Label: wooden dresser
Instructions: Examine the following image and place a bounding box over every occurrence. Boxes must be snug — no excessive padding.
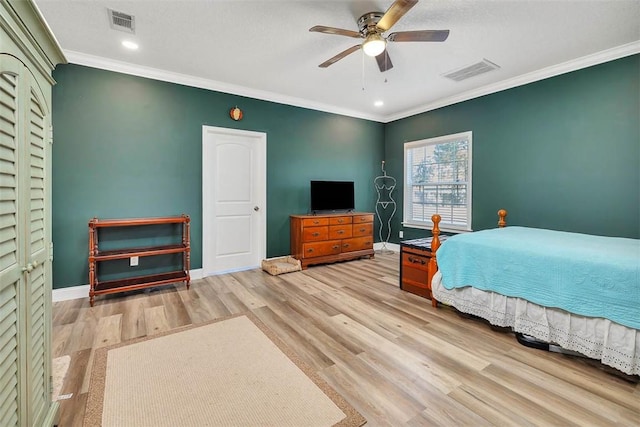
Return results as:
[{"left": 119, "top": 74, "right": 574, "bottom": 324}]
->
[{"left": 290, "top": 213, "right": 375, "bottom": 269}]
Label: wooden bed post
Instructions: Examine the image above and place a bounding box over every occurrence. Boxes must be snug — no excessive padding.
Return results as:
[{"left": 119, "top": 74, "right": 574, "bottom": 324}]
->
[
  {"left": 427, "top": 214, "right": 441, "bottom": 308},
  {"left": 498, "top": 209, "right": 508, "bottom": 227}
]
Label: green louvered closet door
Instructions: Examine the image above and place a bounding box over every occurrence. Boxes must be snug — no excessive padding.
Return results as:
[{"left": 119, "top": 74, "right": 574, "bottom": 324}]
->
[
  {"left": 0, "top": 53, "right": 56, "bottom": 426},
  {"left": 1, "top": 1, "right": 64, "bottom": 424}
]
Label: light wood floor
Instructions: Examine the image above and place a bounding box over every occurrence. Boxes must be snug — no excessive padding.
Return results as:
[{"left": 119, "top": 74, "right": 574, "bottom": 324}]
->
[{"left": 52, "top": 253, "right": 639, "bottom": 426}]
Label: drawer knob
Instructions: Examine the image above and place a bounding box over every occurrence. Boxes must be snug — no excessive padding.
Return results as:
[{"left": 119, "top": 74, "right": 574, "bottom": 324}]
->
[
  {"left": 338, "top": 230, "right": 344, "bottom": 234},
  {"left": 332, "top": 245, "right": 340, "bottom": 249},
  {"left": 307, "top": 248, "right": 314, "bottom": 253},
  {"left": 359, "top": 228, "right": 365, "bottom": 232},
  {"left": 343, "top": 243, "right": 350, "bottom": 248},
  {"left": 312, "top": 232, "right": 320, "bottom": 237},
  {"left": 408, "top": 256, "right": 426, "bottom": 265}
]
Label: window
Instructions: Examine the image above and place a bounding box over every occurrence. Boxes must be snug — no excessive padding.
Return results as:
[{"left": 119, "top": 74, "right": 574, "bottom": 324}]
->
[{"left": 403, "top": 131, "right": 472, "bottom": 231}]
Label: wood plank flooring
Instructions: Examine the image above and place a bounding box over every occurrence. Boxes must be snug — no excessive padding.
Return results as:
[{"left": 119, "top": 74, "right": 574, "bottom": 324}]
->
[{"left": 52, "top": 253, "right": 639, "bottom": 426}]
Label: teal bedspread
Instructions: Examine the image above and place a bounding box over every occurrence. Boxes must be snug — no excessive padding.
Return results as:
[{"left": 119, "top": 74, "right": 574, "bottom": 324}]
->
[{"left": 437, "top": 227, "right": 640, "bottom": 329}]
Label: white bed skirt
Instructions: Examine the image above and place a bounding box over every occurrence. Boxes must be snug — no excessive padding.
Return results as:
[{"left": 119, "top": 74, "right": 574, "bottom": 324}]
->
[{"left": 432, "top": 271, "right": 640, "bottom": 375}]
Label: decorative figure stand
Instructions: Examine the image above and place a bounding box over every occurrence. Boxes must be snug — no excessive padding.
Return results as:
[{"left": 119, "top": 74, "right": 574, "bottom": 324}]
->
[{"left": 374, "top": 161, "right": 397, "bottom": 254}]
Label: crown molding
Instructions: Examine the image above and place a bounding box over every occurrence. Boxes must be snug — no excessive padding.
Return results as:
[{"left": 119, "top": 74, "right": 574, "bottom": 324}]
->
[
  {"left": 62, "top": 50, "right": 386, "bottom": 123},
  {"left": 385, "top": 41, "right": 640, "bottom": 123},
  {"left": 62, "top": 42, "right": 638, "bottom": 124}
]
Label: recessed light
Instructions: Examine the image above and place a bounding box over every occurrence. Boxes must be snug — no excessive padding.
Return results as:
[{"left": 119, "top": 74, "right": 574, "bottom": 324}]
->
[
  {"left": 374, "top": 100, "right": 384, "bottom": 107},
  {"left": 121, "top": 40, "right": 139, "bottom": 50}
]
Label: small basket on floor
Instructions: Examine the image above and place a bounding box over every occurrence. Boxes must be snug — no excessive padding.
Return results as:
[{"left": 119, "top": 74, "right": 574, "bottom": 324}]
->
[{"left": 261, "top": 256, "right": 302, "bottom": 276}]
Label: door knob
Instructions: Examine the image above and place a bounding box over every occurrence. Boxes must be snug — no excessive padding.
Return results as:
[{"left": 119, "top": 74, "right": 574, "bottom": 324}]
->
[
  {"left": 254, "top": 206, "right": 260, "bottom": 211},
  {"left": 22, "top": 263, "right": 34, "bottom": 273}
]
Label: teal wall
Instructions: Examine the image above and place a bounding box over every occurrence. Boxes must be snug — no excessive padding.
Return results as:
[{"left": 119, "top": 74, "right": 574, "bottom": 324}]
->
[
  {"left": 52, "top": 64, "right": 384, "bottom": 288},
  {"left": 52, "top": 55, "right": 639, "bottom": 289},
  {"left": 384, "top": 54, "right": 639, "bottom": 241}
]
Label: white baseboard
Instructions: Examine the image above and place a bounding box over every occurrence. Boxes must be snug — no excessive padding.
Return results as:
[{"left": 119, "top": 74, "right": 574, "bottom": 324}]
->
[
  {"left": 52, "top": 284, "right": 90, "bottom": 302},
  {"left": 52, "top": 268, "right": 205, "bottom": 302},
  {"left": 374, "top": 242, "right": 400, "bottom": 253},
  {"left": 202, "top": 265, "right": 260, "bottom": 277},
  {"left": 190, "top": 268, "right": 204, "bottom": 280}
]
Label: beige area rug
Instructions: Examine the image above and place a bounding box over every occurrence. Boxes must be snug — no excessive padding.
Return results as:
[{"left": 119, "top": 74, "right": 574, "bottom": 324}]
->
[
  {"left": 84, "top": 313, "right": 365, "bottom": 427},
  {"left": 52, "top": 355, "right": 71, "bottom": 401}
]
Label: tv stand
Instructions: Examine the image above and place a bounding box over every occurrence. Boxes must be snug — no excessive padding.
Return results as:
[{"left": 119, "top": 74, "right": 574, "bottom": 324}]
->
[{"left": 290, "top": 212, "right": 374, "bottom": 269}]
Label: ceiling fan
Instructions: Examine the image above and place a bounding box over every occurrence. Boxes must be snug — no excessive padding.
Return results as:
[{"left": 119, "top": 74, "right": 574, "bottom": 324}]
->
[{"left": 310, "top": 0, "right": 449, "bottom": 72}]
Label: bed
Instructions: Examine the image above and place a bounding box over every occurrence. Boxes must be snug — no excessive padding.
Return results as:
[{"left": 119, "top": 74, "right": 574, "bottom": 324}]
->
[{"left": 427, "top": 210, "right": 640, "bottom": 375}]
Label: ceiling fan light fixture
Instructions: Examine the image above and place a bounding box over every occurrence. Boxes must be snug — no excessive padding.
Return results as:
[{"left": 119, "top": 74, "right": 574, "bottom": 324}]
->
[{"left": 362, "top": 33, "right": 386, "bottom": 57}]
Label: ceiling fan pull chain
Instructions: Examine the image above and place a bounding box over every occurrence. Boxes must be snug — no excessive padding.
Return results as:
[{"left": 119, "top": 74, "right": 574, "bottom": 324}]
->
[
  {"left": 384, "top": 53, "right": 388, "bottom": 83},
  {"left": 361, "top": 49, "right": 366, "bottom": 91}
]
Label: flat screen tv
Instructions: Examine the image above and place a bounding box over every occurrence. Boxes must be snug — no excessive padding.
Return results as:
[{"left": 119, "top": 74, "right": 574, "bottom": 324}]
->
[{"left": 310, "top": 180, "right": 355, "bottom": 213}]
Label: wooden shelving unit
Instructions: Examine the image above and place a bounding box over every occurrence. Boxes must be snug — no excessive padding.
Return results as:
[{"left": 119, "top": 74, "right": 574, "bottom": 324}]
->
[{"left": 88, "top": 215, "right": 191, "bottom": 306}]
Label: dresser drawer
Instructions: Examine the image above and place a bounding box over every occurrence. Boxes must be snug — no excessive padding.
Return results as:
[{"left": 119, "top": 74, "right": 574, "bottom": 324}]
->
[
  {"left": 352, "top": 222, "right": 373, "bottom": 237},
  {"left": 302, "top": 217, "right": 329, "bottom": 227},
  {"left": 329, "top": 225, "right": 352, "bottom": 239},
  {"left": 303, "top": 226, "right": 328, "bottom": 242},
  {"left": 303, "top": 241, "right": 342, "bottom": 258},
  {"left": 329, "top": 216, "right": 352, "bottom": 225},
  {"left": 353, "top": 214, "right": 373, "bottom": 224},
  {"left": 341, "top": 236, "right": 373, "bottom": 252}
]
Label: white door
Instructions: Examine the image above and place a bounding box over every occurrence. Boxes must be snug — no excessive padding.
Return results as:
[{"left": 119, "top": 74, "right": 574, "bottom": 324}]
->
[{"left": 202, "top": 126, "right": 266, "bottom": 275}]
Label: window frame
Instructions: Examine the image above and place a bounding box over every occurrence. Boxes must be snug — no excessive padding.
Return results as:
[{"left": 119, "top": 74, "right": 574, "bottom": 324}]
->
[{"left": 402, "top": 131, "right": 473, "bottom": 232}]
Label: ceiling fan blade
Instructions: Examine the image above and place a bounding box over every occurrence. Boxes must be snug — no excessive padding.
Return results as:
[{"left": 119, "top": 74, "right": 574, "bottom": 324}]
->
[
  {"left": 309, "top": 25, "right": 361, "bottom": 38},
  {"left": 319, "top": 45, "right": 361, "bottom": 68},
  {"left": 376, "top": 0, "right": 418, "bottom": 32},
  {"left": 388, "top": 30, "right": 450, "bottom": 42},
  {"left": 375, "top": 50, "right": 394, "bottom": 72}
]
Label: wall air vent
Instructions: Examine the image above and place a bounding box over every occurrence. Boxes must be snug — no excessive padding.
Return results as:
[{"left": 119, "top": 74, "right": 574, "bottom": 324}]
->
[
  {"left": 108, "top": 9, "right": 135, "bottom": 33},
  {"left": 443, "top": 59, "right": 500, "bottom": 82}
]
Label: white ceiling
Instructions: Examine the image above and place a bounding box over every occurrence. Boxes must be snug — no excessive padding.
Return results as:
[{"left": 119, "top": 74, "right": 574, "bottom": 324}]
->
[{"left": 35, "top": 0, "right": 640, "bottom": 122}]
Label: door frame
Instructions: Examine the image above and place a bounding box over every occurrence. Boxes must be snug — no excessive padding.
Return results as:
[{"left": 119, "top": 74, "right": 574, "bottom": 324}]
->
[{"left": 202, "top": 125, "right": 267, "bottom": 276}]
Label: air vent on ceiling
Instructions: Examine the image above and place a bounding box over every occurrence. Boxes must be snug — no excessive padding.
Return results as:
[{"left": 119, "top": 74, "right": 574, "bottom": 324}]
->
[
  {"left": 443, "top": 59, "right": 500, "bottom": 82},
  {"left": 108, "top": 9, "right": 135, "bottom": 33}
]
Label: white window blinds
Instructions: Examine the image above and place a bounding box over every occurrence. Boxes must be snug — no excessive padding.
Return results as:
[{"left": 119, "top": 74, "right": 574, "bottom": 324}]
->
[{"left": 403, "top": 131, "right": 472, "bottom": 231}]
